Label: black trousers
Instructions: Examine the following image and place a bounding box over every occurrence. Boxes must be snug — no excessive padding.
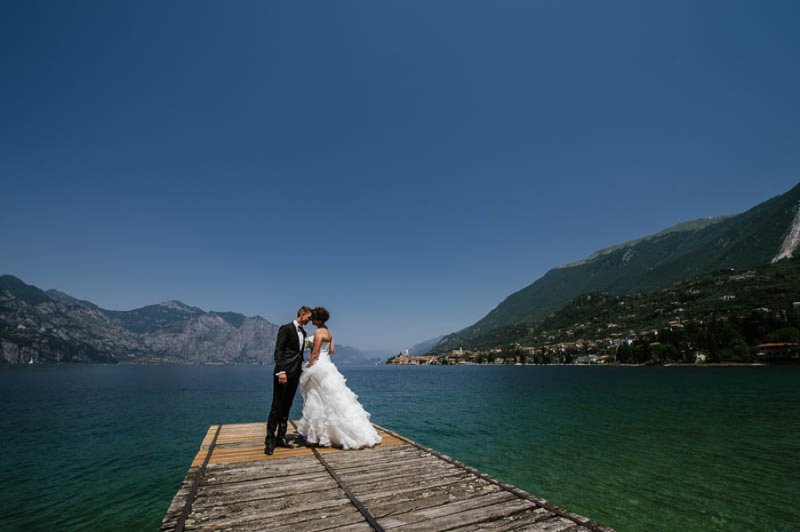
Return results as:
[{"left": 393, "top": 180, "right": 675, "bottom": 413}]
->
[{"left": 266, "top": 373, "right": 299, "bottom": 441}]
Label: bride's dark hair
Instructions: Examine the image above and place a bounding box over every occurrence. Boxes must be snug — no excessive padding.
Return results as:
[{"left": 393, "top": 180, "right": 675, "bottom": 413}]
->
[{"left": 312, "top": 307, "right": 330, "bottom": 324}]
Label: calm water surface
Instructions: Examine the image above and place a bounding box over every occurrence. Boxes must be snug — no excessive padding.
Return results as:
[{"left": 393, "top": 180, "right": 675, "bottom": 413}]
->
[{"left": 0, "top": 364, "right": 798, "bottom": 531}]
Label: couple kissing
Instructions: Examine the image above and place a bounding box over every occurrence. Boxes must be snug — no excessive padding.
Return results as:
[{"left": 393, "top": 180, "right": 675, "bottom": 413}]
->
[{"left": 265, "top": 306, "right": 381, "bottom": 455}]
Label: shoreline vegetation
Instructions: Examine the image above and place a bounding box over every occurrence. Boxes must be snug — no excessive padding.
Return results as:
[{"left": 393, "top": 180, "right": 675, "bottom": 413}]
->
[
  {"left": 387, "top": 348, "right": 796, "bottom": 367},
  {"left": 385, "top": 356, "right": 777, "bottom": 367}
]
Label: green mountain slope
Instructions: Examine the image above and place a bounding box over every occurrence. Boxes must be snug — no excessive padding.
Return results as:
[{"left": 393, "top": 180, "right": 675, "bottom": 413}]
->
[
  {"left": 527, "top": 257, "right": 800, "bottom": 347},
  {"left": 437, "top": 182, "right": 800, "bottom": 350},
  {"left": 430, "top": 258, "right": 800, "bottom": 363}
]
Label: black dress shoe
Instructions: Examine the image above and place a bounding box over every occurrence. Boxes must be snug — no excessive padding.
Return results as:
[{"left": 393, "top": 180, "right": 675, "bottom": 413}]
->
[
  {"left": 276, "top": 437, "right": 292, "bottom": 448},
  {"left": 265, "top": 438, "right": 276, "bottom": 455}
]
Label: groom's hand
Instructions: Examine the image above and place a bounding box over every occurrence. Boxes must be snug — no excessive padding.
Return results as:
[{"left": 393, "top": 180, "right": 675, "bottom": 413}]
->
[{"left": 277, "top": 373, "right": 287, "bottom": 384}]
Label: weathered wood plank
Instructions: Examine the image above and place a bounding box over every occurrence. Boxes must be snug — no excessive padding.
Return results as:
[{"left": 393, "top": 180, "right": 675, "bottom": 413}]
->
[
  {"left": 364, "top": 477, "right": 502, "bottom": 518},
  {"left": 345, "top": 469, "right": 462, "bottom": 495},
  {"left": 357, "top": 472, "right": 480, "bottom": 502},
  {"left": 443, "top": 507, "right": 556, "bottom": 531},
  {"left": 377, "top": 491, "right": 521, "bottom": 528},
  {"left": 381, "top": 497, "right": 537, "bottom": 531},
  {"left": 333, "top": 457, "right": 450, "bottom": 482},
  {"left": 201, "top": 487, "right": 346, "bottom": 521},
  {"left": 212, "top": 440, "right": 266, "bottom": 449},
  {"left": 219, "top": 508, "right": 369, "bottom": 532},
  {"left": 329, "top": 449, "right": 426, "bottom": 468},
  {"left": 160, "top": 467, "right": 197, "bottom": 531},
  {"left": 334, "top": 451, "right": 439, "bottom": 469},
  {"left": 197, "top": 471, "right": 333, "bottom": 500},
  {"left": 206, "top": 445, "right": 339, "bottom": 465},
  {"left": 187, "top": 491, "right": 359, "bottom": 531},
  {"left": 164, "top": 422, "right": 609, "bottom": 532},
  {"left": 319, "top": 445, "right": 417, "bottom": 464},
  {"left": 187, "top": 489, "right": 354, "bottom": 529},
  {"left": 192, "top": 476, "right": 341, "bottom": 509},
  {"left": 206, "top": 454, "right": 319, "bottom": 473},
  {"left": 201, "top": 471, "right": 321, "bottom": 488},
  {"left": 204, "top": 461, "right": 324, "bottom": 485},
  {"left": 345, "top": 466, "right": 469, "bottom": 493},
  {"left": 323, "top": 447, "right": 426, "bottom": 469},
  {"left": 330, "top": 523, "right": 375, "bottom": 532},
  {"left": 321, "top": 442, "right": 417, "bottom": 461}
]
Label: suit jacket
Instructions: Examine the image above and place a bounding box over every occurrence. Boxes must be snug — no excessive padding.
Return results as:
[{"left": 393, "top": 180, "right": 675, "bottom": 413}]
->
[{"left": 273, "top": 322, "right": 306, "bottom": 379}]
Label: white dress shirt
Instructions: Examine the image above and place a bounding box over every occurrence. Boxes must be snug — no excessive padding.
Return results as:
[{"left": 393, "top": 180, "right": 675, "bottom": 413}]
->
[{"left": 293, "top": 320, "right": 304, "bottom": 351}]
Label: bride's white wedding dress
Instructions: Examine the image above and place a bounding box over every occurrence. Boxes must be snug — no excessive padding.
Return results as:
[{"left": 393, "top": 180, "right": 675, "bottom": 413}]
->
[{"left": 297, "top": 340, "right": 382, "bottom": 450}]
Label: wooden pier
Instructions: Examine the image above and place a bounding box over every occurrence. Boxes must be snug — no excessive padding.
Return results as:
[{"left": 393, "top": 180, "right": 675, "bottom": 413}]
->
[{"left": 161, "top": 421, "right": 611, "bottom": 531}]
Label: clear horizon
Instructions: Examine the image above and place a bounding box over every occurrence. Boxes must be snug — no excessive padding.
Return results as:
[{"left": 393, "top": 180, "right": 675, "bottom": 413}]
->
[{"left": 2, "top": 1, "right": 799, "bottom": 352}]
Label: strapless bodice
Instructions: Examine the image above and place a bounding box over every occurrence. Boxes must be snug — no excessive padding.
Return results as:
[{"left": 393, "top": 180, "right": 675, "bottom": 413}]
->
[{"left": 318, "top": 341, "right": 331, "bottom": 356}]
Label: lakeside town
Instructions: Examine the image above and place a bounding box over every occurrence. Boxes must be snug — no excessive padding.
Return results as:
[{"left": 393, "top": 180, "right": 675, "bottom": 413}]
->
[{"left": 387, "top": 335, "right": 799, "bottom": 366}]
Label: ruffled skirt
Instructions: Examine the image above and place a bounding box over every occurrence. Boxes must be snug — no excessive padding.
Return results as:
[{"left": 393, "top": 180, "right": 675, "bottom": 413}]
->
[{"left": 296, "top": 355, "right": 382, "bottom": 450}]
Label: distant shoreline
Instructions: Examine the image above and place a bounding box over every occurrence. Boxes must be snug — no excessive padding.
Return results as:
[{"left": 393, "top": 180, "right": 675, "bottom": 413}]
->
[
  {"left": 1, "top": 361, "right": 781, "bottom": 368},
  {"left": 386, "top": 362, "right": 776, "bottom": 367},
  {"left": 0, "top": 361, "right": 385, "bottom": 367}
]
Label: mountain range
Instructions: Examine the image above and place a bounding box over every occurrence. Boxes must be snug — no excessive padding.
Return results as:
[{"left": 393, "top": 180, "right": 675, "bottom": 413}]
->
[
  {"left": 0, "top": 277, "right": 379, "bottom": 364},
  {"left": 434, "top": 182, "right": 800, "bottom": 352}
]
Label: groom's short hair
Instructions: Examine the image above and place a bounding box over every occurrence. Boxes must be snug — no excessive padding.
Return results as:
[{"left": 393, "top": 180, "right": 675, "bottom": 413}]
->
[{"left": 297, "top": 306, "right": 313, "bottom": 318}]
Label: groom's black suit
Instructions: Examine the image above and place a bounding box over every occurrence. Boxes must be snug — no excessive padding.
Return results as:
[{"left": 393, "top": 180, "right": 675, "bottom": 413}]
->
[{"left": 266, "top": 321, "right": 306, "bottom": 444}]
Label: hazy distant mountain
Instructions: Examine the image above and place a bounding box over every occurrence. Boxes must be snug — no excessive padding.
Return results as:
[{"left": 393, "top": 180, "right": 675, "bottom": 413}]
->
[
  {"left": 0, "top": 276, "right": 279, "bottom": 364},
  {"left": 409, "top": 335, "right": 446, "bottom": 355},
  {"left": 330, "top": 344, "right": 386, "bottom": 365},
  {"left": 436, "top": 182, "right": 800, "bottom": 351}
]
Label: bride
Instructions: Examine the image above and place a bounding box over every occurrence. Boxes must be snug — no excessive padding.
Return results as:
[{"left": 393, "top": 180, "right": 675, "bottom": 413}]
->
[{"left": 296, "top": 307, "right": 382, "bottom": 450}]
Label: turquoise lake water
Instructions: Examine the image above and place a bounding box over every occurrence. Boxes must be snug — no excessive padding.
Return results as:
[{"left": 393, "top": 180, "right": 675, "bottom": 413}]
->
[{"left": 0, "top": 364, "right": 798, "bottom": 531}]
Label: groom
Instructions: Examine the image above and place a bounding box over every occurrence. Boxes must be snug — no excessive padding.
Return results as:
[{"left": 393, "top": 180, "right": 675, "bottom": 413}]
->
[{"left": 265, "top": 306, "right": 313, "bottom": 455}]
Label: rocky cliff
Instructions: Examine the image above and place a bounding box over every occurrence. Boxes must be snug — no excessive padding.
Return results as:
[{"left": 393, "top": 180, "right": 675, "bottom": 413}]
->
[{"left": 0, "top": 276, "right": 279, "bottom": 364}]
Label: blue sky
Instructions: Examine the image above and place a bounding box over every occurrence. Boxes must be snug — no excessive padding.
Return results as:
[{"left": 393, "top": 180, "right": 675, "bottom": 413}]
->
[{"left": 2, "top": 1, "right": 799, "bottom": 352}]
